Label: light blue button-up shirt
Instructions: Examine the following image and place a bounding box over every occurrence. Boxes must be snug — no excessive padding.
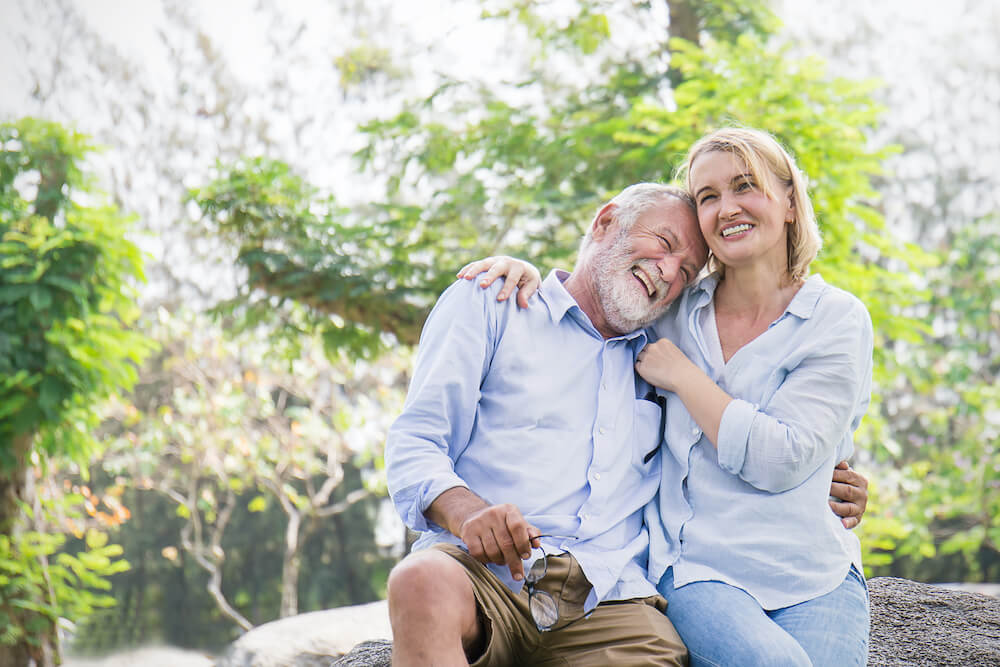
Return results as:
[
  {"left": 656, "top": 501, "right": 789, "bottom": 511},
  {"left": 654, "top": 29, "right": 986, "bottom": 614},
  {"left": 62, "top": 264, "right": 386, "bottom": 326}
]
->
[
  {"left": 645, "top": 274, "right": 873, "bottom": 610},
  {"left": 387, "top": 271, "right": 664, "bottom": 610}
]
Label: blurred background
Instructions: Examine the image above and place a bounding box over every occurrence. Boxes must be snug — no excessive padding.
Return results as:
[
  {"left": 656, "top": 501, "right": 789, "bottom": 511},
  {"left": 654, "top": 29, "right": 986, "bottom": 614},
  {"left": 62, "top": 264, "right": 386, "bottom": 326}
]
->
[{"left": 1, "top": 0, "right": 998, "bottom": 661}]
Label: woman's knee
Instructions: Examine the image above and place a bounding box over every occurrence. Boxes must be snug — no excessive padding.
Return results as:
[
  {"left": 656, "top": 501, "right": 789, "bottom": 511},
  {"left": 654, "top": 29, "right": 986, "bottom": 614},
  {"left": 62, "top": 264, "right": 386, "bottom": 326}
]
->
[
  {"left": 733, "top": 629, "right": 810, "bottom": 667},
  {"left": 683, "top": 630, "right": 807, "bottom": 667},
  {"left": 663, "top": 582, "right": 810, "bottom": 667}
]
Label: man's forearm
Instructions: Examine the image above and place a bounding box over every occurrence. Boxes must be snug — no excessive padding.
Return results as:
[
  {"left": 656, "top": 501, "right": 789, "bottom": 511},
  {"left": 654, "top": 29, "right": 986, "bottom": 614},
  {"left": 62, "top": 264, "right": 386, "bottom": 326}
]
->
[
  {"left": 427, "top": 487, "right": 538, "bottom": 580},
  {"left": 426, "top": 486, "right": 490, "bottom": 537}
]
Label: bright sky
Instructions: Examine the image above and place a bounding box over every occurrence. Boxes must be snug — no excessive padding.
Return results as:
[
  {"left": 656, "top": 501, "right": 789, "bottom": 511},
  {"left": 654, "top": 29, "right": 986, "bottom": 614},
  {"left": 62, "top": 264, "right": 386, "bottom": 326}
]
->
[
  {"left": 1, "top": 0, "right": 997, "bottom": 239},
  {"left": 1, "top": 0, "right": 981, "bottom": 129}
]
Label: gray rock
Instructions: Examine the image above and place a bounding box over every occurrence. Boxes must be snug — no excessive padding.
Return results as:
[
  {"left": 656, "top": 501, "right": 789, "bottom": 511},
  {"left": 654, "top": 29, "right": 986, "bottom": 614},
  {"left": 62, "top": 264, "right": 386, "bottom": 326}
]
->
[
  {"left": 215, "top": 601, "right": 391, "bottom": 667},
  {"left": 867, "top": 577, "right": 1000, "bottom": 666},
  {"left": 220, "top": 578, "right": 1000, "bottom": 667},
  {"left": 330, "top": 640, "right": 392, "bottom": 666}
]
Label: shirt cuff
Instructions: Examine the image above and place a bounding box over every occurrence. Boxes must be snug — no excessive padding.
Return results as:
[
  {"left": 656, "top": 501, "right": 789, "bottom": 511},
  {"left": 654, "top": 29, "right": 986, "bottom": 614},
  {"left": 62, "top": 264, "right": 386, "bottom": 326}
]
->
[
  {"left": 716, "top": 398, "right": 757, "bottom": 475},
  {"left": 407, "top": 476, "right": 470, "bottom": 532}
]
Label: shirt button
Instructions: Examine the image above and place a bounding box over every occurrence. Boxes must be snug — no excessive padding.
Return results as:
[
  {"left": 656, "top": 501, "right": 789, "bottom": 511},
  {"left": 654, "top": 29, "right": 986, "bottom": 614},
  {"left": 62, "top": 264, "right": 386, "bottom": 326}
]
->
[
  {"left": 593, "top": 472, "right": 601, "bottom": 481},
  {"left": 583, "top": 513, "right": 592, "bottom": 521},
  {"left": 599, "top": 427, "right": 607, "bottom": 435},
  {"left": 691, "top": 427, "right": 700, "bottom": 436}
]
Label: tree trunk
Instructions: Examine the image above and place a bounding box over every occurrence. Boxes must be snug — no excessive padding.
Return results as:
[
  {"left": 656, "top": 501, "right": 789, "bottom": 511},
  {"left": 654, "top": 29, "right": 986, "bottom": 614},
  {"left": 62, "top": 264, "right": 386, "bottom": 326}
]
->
[
  {"left": 280, "top": 510, "right": 301, "bottom": 618},
  {"left": 0, "top": 432, "right": 56, "bottom": 667},
  {"left": 0, "top": 433, "right": 30, "bottom": 534},
  {"left": 0, "top": 644, "right": 33, "bottom": 667},
  {"left": 668, "top": 0, "right": 700, "bottom": 45},
  {"left": 0, "top": 435, "right": 33, "bottom": 667}
]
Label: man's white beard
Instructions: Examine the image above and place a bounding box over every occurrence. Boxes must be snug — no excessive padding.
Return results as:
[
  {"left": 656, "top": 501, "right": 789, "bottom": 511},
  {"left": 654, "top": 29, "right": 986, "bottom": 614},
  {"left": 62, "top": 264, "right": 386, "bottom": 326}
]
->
[{"left": 592, "top": 234, "right": 669, "bottom": 334}]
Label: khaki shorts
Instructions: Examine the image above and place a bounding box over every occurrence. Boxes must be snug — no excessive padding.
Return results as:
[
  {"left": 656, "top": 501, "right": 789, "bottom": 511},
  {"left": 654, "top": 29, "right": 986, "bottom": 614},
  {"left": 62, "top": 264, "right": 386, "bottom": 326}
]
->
[{"left": 433, "top": 543, "right": 687, "bottom": 666}]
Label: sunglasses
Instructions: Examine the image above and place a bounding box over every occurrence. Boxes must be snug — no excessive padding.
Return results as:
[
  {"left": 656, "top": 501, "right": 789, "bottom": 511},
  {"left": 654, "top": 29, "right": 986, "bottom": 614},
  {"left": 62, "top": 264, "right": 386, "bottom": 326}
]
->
[{"left": 524, "top": 535, "right": 589, "bottom": 632}]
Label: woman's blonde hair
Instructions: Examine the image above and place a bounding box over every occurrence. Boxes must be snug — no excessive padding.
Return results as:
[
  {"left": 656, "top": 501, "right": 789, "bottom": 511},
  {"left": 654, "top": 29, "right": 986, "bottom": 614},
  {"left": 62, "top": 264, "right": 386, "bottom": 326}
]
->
[{"left": 678, "top": 127, "right": 821, "bottom": 282}]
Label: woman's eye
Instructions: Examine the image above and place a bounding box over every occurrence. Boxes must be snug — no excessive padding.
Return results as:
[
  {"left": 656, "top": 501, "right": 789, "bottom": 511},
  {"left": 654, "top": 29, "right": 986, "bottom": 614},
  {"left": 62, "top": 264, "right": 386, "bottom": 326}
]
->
[{"left": 698, "top": 194, "right": 716, "bottom": 205}]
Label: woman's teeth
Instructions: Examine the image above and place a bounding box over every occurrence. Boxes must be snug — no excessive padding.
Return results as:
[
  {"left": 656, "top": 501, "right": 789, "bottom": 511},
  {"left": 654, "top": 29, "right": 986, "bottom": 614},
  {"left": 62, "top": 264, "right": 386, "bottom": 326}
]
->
[{"left": 722, "top": 223, "right": 752, "bottom": 238}]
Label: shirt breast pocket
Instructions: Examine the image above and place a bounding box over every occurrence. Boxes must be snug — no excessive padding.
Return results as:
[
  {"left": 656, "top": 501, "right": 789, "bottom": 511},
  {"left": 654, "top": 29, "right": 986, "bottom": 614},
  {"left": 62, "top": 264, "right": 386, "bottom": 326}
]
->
[{"left": 632, "top": 396, "right": 665, "bottom": 474}]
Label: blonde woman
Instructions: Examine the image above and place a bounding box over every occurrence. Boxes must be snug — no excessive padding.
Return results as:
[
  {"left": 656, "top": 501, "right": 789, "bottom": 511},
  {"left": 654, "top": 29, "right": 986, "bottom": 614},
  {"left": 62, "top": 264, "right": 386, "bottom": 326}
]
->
[{"left": 460, "top": 128, "right": 872, "bottom": 665}]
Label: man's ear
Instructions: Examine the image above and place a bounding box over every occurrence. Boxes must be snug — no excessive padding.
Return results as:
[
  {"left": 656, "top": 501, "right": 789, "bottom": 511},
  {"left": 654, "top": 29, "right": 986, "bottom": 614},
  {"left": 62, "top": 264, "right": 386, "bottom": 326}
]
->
[{"left": 591, "top": 203, "right": 618, "bottom": 240}]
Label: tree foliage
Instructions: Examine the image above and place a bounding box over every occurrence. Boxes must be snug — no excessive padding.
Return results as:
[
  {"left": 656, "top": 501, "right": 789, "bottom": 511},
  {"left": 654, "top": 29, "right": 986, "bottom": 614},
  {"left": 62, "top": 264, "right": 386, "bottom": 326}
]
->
[
  {"left": 0, "top": 118, "right": 152, "bottom": 460},
  {"left": 859, "top": 217, "right": 1000, "bottom": 579},
  {"left": 0, "top": 117, "right": 148, "bottom": 664},
  {"left": 0, "top": 504, "right": 128, "bottom": 654},
  {"left": 194, "top": 3, "right": 926, "bottom": 365},
  {"left": 80, "top": 307, "right": 408, "bottom": 640},
  {"left": 190, "top": 0, "right": 961, "bottom": 580},
  {"left": 1, "top": 6, "right": 995, "bottom": 661}
]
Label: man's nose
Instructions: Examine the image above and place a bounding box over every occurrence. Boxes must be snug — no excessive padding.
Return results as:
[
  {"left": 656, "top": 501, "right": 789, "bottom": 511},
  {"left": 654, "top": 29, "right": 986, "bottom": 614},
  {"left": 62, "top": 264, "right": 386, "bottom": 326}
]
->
[{"left": 656, "top": 255, "right": 681, "bottom": 282}]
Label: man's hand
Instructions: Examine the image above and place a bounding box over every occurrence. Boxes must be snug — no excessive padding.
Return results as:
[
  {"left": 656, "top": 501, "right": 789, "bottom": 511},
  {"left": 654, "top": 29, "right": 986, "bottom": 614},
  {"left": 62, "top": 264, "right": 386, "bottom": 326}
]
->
[
  {"left": 829, "top": 461, "right": 869, "bottom": 529},
  {"left": 426, "top": 487, "right": 539, "bottom": 581},
  {"left": 458, "top": 504, "right": 539, "bottom": 581}
]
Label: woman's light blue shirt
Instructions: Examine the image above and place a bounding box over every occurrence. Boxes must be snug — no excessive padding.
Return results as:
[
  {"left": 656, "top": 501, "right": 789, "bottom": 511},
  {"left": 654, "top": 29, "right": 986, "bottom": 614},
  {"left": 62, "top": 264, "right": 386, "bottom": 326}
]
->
[{"left": 645, "top": 274, "right": 873, "bottom": 610}]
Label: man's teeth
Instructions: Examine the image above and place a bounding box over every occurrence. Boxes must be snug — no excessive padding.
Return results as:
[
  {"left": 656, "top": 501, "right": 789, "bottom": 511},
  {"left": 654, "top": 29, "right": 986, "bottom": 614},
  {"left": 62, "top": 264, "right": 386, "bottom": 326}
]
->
[
  {"left": 722, "top": 223, "right": 752, "bottom": 238},
  {"left": 632, "top": 269, "right": 655, "bottom": 297}
]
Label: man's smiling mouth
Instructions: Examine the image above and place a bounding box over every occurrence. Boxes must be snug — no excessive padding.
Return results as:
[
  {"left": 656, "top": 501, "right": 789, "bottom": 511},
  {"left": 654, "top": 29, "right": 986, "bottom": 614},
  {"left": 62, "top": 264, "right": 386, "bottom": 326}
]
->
[{"left": 632, "top": 267, "right": 658, "bottom": 298}]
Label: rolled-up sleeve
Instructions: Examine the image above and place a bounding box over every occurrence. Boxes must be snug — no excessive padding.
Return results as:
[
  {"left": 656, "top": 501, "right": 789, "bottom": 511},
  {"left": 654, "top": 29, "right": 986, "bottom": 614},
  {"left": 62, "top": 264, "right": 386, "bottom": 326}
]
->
[
  {"left": 716, "top": 301, "right": 873, "bottom": 492},
  {"left": 716, "top": 398, "right": 759, "bottom": 475},
  {"left": 385, "top": 279, "right": 496, "bottom": 532}
]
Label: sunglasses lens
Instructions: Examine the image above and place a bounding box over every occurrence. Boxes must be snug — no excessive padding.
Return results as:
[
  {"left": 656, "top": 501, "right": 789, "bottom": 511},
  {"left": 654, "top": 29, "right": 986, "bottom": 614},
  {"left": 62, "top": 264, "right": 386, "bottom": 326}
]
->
[{"left": 530, "top": 589, "right": 559, "bottom": 630}]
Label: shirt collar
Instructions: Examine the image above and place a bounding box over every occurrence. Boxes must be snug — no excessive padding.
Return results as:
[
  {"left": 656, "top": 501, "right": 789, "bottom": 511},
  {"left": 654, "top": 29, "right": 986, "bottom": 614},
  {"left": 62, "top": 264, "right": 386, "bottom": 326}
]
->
[
  {"left": 786, "top": 274, "right": 826, "bottom": 320},
  {"left": 537, "top": 269, "right": 577, "bottom": 325},
  {"left": 692, "top": 272, "right": 827, "bottom": 322},
  {"left": 538, "top": 269, "right": 647, "bottom": 342}
]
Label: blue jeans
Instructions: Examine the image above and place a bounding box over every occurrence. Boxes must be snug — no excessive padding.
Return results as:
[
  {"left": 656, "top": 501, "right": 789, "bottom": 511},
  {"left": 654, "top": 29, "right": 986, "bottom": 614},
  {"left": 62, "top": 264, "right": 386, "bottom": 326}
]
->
[{"left": 657, "top": 567, "right": 869, "bottom": 667}]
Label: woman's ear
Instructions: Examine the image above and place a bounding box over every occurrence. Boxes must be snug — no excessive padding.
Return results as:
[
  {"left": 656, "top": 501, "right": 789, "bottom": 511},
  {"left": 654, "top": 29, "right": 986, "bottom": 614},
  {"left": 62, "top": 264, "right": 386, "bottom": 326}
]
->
[{"left": 785, "top": 188, "right": 796, "bottom": 224}]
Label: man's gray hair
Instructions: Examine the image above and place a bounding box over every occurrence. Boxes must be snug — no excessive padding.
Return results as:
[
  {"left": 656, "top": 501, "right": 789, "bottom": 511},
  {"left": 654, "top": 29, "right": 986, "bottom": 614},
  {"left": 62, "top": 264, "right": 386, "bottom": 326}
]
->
[
  {"left": 579, "top": 183, "right": 695, "bottom": 254},
  {"left": 608, "top": 183, "right": 695, "bottom": 230}
]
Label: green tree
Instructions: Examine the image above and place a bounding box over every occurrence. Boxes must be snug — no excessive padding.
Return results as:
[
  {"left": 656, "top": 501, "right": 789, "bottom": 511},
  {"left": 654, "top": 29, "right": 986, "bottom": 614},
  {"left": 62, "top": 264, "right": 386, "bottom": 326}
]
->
[
  {"left": 193, "top": 1, "right": 925, "bottom": 349},
  {"left": 776, "top": 1, "right": 1000, "bottom": 583},
  {"left": 190, "top": 0, "right": 931, "bottom": 575},
  {"left": 83, "top": 308, "right": 407, "bottom": 639},
  {"left": 0, "top": 118, "right": 150, "bottom": 664},
  {"left": 859, "top": 217, "right": 1000, "bottom": 580}
]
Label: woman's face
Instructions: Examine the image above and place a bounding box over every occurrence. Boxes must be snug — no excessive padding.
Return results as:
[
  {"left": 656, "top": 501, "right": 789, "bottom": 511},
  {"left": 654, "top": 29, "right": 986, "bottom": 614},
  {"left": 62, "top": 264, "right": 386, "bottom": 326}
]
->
[{"left": 689, "top": 150, "right": 794, "bottom": 275}]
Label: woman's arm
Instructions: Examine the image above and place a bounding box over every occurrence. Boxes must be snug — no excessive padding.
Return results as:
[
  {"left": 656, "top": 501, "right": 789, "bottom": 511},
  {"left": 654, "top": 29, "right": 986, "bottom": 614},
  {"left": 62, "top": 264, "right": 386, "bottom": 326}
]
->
[
  {"left": 635, "top": 338, "right": 731, "bottom": 445},
  {"left": 717, "top": 306, "right": 873, "bottom": 492},
  {"left": 637, "top": 304, "right": 874, "bottom": 493},
  {"left": 456, "top": 256, "right": 542, "bottom": 308}
]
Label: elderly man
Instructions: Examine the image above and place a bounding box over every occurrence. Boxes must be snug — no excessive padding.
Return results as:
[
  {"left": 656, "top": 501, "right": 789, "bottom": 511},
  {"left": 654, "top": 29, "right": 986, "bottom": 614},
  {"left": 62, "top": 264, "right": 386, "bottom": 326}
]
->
[
  {"left": 384, "top": 183, "right": 862, "bottom": 666},
  {"left": 386, "top": 183, "right": 703, "bottom": 666}
]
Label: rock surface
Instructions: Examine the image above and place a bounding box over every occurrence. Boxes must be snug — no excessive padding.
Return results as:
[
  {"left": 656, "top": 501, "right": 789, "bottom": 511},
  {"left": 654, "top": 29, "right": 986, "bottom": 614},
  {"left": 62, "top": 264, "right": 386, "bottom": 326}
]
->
[
  {"left": 330, "top": 641, "right": 393, "bottom": 667},
  {"left": 216, "top": 578, "right": 1000, "bottom": 666},
  {"left": 215, "top": 601, "right": 392, "bottom": 667},
  {"left": 867, "top": 577, "right": 1000, "bottom": 666}
]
